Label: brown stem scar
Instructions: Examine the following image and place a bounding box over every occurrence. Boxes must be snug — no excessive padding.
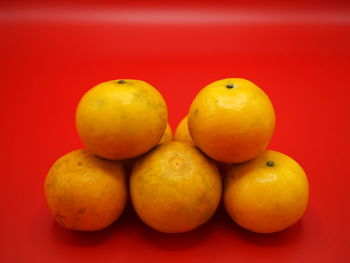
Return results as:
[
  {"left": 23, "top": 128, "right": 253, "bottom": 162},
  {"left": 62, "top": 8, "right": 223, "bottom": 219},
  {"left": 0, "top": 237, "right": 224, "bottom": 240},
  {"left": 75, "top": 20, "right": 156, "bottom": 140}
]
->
[{"left": 266, "top": 161, "right": 275, "bottom": 167}]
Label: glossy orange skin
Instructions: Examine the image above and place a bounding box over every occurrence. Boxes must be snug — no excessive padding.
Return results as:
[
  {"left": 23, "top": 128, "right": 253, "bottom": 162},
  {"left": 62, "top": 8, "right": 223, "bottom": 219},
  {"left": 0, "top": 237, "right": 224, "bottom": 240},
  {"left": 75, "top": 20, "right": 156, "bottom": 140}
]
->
[
  {"left": 224, "top": 150, "right": 309, "bottom": 233},
  {"left": 44, "top": 149, "right": 127, "bottom": 231},
  {"left": 188, "top": 78, "right": 275, "bottom": 163},
  {"left": 76, "top": 79, "right": 168, "bottom": 160},
  {"left": 130, "top": 141, "right": 222, "bottom": 233}
]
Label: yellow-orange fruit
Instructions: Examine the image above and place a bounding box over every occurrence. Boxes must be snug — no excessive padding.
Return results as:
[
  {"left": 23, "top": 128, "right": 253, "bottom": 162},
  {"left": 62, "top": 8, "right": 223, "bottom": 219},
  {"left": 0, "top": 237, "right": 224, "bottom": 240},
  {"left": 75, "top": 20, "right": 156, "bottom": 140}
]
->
[
  {"left": 44, "top": 149, "right": 127, "bottom": 231},
  {"left": 188, "top": 78, "right": 275, "bottom": 163},
  {"left": 76, "top": 79, "right": 168, "bottom": 160},
  {"left": 130, "top": 141, "right": 222, "bottom": 233}
]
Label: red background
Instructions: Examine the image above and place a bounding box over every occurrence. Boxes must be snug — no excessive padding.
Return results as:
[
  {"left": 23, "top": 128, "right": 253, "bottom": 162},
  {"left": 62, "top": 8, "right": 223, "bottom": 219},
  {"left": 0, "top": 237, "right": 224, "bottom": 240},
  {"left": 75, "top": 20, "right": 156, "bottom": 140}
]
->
[{"left": 1, "top": 1, "right": 350, "bottom": 262}]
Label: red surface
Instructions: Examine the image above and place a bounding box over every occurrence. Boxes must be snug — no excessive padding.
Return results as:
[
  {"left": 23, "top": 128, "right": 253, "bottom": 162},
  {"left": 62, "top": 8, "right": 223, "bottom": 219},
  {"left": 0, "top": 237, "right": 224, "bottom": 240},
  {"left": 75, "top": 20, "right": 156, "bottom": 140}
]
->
[{"left": 1, "top": 1, "right": 350, "bottom": 262}]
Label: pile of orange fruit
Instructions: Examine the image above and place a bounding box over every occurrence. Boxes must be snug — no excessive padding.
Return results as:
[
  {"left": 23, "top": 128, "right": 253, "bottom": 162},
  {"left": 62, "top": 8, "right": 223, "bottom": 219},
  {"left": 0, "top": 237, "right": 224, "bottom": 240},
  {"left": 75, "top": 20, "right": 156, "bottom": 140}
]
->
[{"left": 44, "top": 78, "right": 309, "bottom": 234}]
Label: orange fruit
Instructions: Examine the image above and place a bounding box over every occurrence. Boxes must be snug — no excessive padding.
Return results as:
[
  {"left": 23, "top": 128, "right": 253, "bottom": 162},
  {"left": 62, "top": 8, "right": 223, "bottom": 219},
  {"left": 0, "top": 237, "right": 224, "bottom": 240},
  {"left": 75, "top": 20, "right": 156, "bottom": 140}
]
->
[
  {"left": 224, "top": 150, "right": 309, "bottom": 233},
  {"left": 188, "top": 78, "right": 275, "bottom": 163},
  {"left": 44, "top": 149, "right": 127, "bottom": 231},
  {"left": 76, "top": 79, "right": 168, "bottom": 160},
  {"left": 174, "top": 116, "right": 194, "bottom": 145},
  {"left": 159, "top": 122, "right": 173, "bottom": 144},
  {"left": 130, "top": 141, "right": 222, "bottom": 233}
]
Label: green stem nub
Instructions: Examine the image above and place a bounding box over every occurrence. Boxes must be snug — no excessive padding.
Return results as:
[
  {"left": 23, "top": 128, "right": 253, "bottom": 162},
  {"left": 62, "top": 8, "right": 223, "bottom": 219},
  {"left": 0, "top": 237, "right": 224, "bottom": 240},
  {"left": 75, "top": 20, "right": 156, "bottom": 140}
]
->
[
  {"left": 266, "top": 161, "right": 275, "bottom": 167},
  {"left": 226, "top": 83, "right": 234, "bottom": 89},
  {"left": 118, "top": 79, "right": 126, "bottom": 84}
]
